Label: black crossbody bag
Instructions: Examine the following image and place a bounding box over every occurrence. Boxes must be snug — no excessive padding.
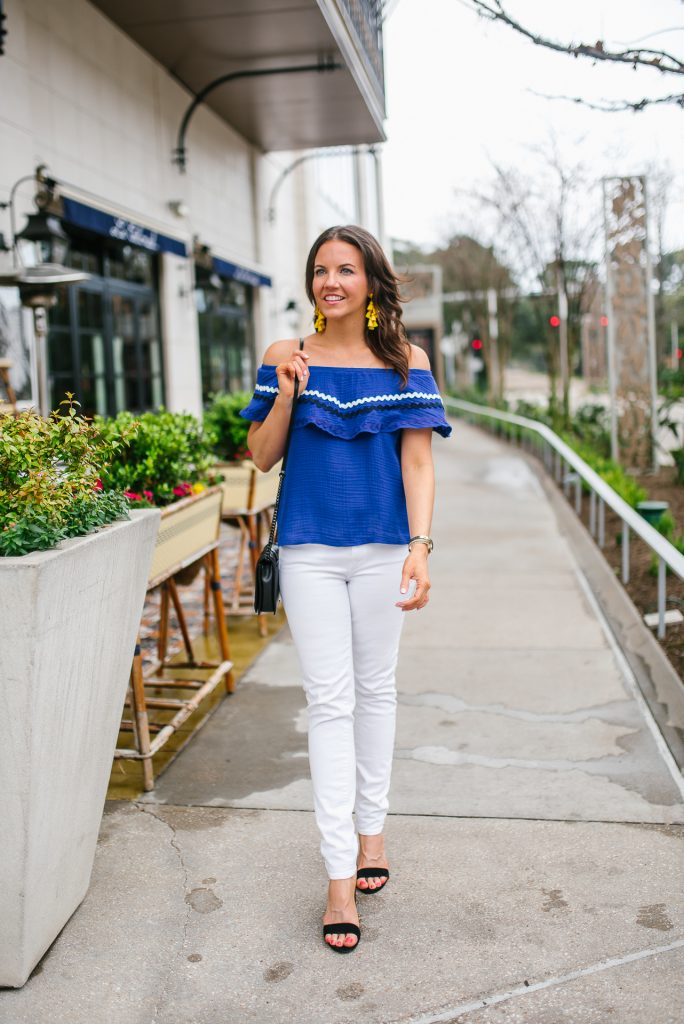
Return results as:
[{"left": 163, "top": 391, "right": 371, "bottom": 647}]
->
[{"left": 254, "top": 338, "right": 303, "bottom": 614}]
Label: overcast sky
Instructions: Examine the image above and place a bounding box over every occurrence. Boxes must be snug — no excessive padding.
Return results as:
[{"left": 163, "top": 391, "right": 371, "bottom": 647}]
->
[{"left": 382, "top": 0, "right": 684, "bottom": 253}]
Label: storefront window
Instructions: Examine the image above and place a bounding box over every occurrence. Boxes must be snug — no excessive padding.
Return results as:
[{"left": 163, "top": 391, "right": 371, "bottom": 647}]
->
[
  {"left": 68, "top": 247, "right": 100, "bottom": 276},
  {"left": 48, "top": 287, "right": 77, "bottom": 411},
  {"left": 197, "top": 278, "right": 254, "bottom": 403},
  {"left": 46, "top": 232, "right": 164, "bottom": 417}
]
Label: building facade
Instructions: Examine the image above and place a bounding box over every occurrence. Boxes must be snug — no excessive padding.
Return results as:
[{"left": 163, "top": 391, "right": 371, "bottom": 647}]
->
[{"left": 0, "top": 0, "right": 387, "bottom": 417}]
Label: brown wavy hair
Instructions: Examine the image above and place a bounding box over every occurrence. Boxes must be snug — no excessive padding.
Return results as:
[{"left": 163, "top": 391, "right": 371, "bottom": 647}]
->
[{"left": 304, "top": 225, "right": 411, "bottom": 388}]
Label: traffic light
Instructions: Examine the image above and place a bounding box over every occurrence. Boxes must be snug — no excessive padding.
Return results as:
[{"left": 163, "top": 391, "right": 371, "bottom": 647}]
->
[
  {"left": 0, "top": 2, "right": 6, "bottom": 56},
  {"left": 469, "top": 336, "right": 487, "bottom": 389},
  {"left": 600, "top": 316, "right": 609, "bottom": 327},
  {"left": 549, "top": 315, "right": 560, "bottom": 328}
]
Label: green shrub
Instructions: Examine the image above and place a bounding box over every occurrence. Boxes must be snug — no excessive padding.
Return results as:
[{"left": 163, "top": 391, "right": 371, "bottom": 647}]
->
[
  {"left": 203, "top": 391, "right": 253, "bottom": 461},
  {"left": 659, "top": 367, "right": 684, "bottom": 400},
  {"left": 513, "top": 398, "right": 553, "bottom": 426},
  {"left": 570, "top": 403, "right": 611, "bottom": 458},
  {"left": 671, "top": 448, "right": 684, "bottom": 485},
  {"left": 508, "top": 398, "right": 610, "bottom": 456},
  {"left": 0, "top": 396, "right": 132, "bottom": 557},
  {"left": 558, "top": 434, "right": 648, "bottom": 507},
  {"left": 599, "top": 466, "right": 648, "bottom": 507},
  {"left": 96, "top": 408, "right": 216, "bottom": 507},
  {"left": 654, "top": 510, "right": 676, "bottom": 540}
]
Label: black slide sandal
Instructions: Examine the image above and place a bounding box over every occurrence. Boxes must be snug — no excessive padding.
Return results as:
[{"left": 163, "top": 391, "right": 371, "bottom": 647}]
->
[
  {"left": 322, "top": 922, "right": 361, "bottom": 953},
  {"left": 356, "top": 867, "right": 389, "bottom": 893}
]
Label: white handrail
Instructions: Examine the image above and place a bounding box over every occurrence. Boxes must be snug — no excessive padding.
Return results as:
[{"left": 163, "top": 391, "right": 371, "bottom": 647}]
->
[{"left": 445, "top": 397, "right": 684, "bottom": 636}]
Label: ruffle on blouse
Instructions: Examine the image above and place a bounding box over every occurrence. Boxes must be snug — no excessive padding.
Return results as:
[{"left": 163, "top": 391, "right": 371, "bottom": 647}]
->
[{"left": 239, "top": 364, "right": 453, "bottom": 439}]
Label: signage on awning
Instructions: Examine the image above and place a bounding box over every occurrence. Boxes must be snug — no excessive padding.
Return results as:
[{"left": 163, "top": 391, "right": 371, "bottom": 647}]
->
[
  {"left": 62, "top": 198, "right": 187, "bottom": 258},
  {"left": 213, "top": 256, "right": 271, "bottom": 289}
]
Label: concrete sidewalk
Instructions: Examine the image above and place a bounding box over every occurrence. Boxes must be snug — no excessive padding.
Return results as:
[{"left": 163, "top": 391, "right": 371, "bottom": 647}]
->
[{"left": 3, "top": 420, "right": 684, "bottom": 1023}]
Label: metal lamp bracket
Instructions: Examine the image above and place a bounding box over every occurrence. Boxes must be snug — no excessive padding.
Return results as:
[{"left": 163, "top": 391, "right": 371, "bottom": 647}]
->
[{"left": 172, "top": 57, "right": 341, "bottom": 173}]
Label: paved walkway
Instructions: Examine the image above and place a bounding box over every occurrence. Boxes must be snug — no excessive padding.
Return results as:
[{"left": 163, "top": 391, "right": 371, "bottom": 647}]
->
[{"left": 3, "top": 420, "right": 684, "bottom": 1023}]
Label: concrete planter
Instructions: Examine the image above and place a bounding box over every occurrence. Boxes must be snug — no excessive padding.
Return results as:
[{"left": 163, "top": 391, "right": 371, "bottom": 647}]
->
[{"left": 0, "top": 509, "right": 160, "bottom": 988}]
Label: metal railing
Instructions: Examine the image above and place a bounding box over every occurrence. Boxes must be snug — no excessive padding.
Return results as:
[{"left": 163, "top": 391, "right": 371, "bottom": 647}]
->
[
  {"left": 339, "top": 0, "right": 385, "bottom": 96},
  {"left": 445, "top": 398, "right": 684, "bottom": 639}
]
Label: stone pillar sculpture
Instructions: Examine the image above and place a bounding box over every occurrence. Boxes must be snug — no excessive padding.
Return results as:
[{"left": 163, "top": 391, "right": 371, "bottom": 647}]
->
[{"left": 603, "top": 176, "right": 657, "bottom": 472}]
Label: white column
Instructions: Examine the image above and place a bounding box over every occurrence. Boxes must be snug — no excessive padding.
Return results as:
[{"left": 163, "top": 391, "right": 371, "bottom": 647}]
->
[{"left": 158, "top": 252, "right": 203, "bottom": 417}]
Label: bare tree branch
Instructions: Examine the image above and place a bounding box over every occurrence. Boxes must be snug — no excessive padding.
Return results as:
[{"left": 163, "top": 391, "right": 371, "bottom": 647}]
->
[
  {"left": 529, "top": 90, "right": 684, "bottom": 113},
  {"left": 464, "top": 0, "right": 684, "bottom": 75}
]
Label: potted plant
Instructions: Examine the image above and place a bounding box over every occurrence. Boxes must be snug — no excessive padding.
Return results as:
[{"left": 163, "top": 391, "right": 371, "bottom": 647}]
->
[
  {"left": 96, "top": 407, "right": 222, "bottom": 584},
  {"left": 0, "top": 398, "right": 160, "bottom": 987}
]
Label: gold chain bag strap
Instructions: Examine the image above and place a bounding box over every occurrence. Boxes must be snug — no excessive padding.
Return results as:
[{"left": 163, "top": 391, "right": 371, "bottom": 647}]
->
[{"left": 254, "top": 338, "right": 303, "bottom": 614}]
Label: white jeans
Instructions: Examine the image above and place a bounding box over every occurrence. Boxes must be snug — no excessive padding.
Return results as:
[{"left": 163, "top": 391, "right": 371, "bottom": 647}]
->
[{"left": 279, "top": 543, "right": 414, "bottom": 879}]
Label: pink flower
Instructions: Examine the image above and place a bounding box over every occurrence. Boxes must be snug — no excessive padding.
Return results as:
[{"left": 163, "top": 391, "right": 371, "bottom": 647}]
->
[
  {"left": 124, "top": 491, "right": 142, "bottom": 501},
  {"left": 143, "top": 490, "right": 154, "bottom": 501},
  {"left": 172, "top": 481, "right": 192, "bottom": 497},
  {"left": 94, "top": 478, "right": 103, "bottom": 491}
]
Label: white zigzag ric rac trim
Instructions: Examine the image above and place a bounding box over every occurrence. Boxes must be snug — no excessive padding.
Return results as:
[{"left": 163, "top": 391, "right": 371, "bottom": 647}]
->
[
  {"left": 303, "top": 387, "right": 445, "bottom": 410},
  {"left": 253, "top": 383, "right": 444, "bottom": 409}
]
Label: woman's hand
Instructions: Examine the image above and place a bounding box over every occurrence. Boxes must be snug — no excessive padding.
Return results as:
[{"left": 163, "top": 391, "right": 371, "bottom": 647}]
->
[
  {"left": 395, "top": 548, "right": 431, "bottom": 611},
  {"left": 276, "top": 346, "right": 310, "bottom": 400}
]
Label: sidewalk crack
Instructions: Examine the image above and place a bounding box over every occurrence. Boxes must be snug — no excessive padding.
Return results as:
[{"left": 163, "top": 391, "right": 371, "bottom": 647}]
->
[
  {"left": 391, "top": 935, "right": 684, "bottom": 1024},
  {"left": 135, "top": 803, "right": 192, "bottom": 1023}
]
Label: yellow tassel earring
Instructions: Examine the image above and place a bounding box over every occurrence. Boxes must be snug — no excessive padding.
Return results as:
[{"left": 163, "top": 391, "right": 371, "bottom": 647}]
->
[
  {"left": 366, "top": 293, "right": 379, "bottom": 331},
  {"left": 313, "top": 304, "right": 326, "bottom": 333}
]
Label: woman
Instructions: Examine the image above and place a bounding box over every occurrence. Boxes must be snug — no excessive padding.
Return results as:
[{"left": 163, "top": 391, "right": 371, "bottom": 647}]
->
[{"left": 239, "top": 225, "right": 452, "bottom": 953}]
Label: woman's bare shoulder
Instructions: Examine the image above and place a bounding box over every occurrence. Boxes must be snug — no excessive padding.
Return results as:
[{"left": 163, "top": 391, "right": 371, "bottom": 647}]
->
[
  {"left": 408, "top": 343, "right": 431, "bottom": 370},
  {"left": 261, "top": 338, "right": 302, "bottom": 365}
]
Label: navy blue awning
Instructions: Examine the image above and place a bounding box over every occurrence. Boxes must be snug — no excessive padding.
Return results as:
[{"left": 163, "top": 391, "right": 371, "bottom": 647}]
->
[
  {"left": 213, "top": 256, "right": 271, "bottom": 289},
  {"left": 62, "top": 197, "right": 187, "bottom": 258}
]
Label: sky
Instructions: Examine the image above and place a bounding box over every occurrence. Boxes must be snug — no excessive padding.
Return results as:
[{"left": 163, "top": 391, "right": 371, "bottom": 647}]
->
[{"left": 381, "top": 0, "right": 684, "bottom": 253}]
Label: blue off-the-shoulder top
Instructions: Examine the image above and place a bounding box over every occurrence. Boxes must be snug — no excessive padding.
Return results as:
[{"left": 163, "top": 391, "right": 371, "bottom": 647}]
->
[{"left": 239, "top": 364, "right": 453, "bottom": 546}]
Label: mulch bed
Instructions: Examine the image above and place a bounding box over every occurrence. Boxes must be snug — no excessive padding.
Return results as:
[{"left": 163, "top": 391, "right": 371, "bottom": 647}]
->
[{"left": 556, "top": 464, "right": 684, "bottom": 681}]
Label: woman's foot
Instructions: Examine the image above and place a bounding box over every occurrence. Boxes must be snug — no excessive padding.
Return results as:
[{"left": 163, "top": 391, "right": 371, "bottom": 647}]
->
[
  {"left": 356, "top": 833, "right": 389, "bottom": 892},
  {"left": 322, "top": 876, "right": 360, "bottom": 950}
]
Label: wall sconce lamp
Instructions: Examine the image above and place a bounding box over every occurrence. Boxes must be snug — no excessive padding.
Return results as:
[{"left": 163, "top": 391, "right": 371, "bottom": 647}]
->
[
  {"left": 0, "top": 166, "right": 89, "bottom": 415},
  {"left": 193, "top": 239, "right": 222, "bottom": 292},
  {"left": 284, "top": 299, "right": 300, "bottom": 334},
  {"left": 167, "top": 200, "right": 189, "bottom": 219}
]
